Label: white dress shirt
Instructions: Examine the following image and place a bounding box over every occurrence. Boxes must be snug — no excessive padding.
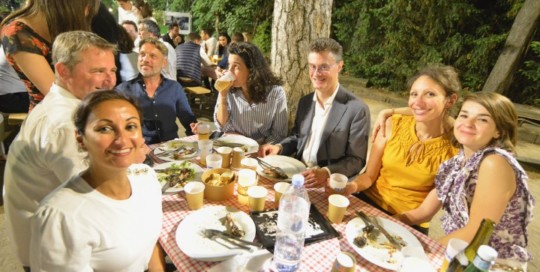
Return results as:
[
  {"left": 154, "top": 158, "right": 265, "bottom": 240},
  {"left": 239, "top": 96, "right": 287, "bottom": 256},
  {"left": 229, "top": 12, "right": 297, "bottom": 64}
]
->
[
  {"left": 302, "top": 84, "right": 340, "bottom": 167},
  {"left": 3, "top": 83, "right": 87, "bottom": 266}
]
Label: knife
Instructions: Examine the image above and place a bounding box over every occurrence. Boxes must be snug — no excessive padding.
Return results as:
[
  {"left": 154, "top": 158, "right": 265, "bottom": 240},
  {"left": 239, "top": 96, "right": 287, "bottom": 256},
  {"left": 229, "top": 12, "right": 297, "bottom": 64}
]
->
[{"left": 357, "top": 211, "right": 402, "bottom": 250}]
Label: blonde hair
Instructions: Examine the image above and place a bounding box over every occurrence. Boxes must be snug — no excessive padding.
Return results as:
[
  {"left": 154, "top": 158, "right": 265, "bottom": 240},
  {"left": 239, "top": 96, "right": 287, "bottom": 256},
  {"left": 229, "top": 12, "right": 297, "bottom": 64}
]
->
[
  {"left": 138, "top": 37, "right": 168, "bottom": 56},
  {"left": 458, "top": 92, "right": 518, "bottom": 153}
]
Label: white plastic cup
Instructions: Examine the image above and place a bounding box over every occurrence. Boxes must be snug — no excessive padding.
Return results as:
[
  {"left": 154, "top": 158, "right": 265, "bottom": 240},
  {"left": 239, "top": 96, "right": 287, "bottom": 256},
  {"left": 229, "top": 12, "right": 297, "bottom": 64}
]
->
[
  {"left": 206, "top": 154, "right": 223, "bottom": 169},
  {"left": 197, "top": 123, "right": 211, "bottom": 140},
  {"left": 329, "top": 173, "right": 348, "bottom": 192},
  {"left": 198, "top": 139, "right": 213, "bottom": 166},
  {"left": 214, "top": 71, "right": 236, "bottom": 92},
  {"left": 237, "top": 169, "right": 257, "bottom": 205}
]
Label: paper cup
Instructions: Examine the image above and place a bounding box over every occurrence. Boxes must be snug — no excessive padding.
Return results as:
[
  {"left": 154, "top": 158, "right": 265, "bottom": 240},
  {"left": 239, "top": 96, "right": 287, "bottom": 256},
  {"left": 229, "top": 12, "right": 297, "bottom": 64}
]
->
[
  {"left": 241, "top": 157, "right": 258, "bottom": 170},
  {"left": 332, "top": 251, "right": 357, "bottom": 272},
  {"left": 184, "top": 182, "right": 205, "bottom": 210},
  {"left": 197, "top": 123, "right": 210, "bottom": 140},
  {"left": 329, "top": 173, "right": 348, "bottom": 192},
  {"left": 327, "top": 194, "right": 350, "bottom": 223},
  {"left": 273, "top": 182, "right": 291, "bottom": 208},
  {"left": 237, "top": 169, "right": 257, "bottom": 205},
  {"left": 247, "top": 186, "right": 268, "bottom": 212},
  {"left": 215, "top": 146, "right": 232, "bottom": 168},
  {"left": 231, "top": 147, "right": 244, "bottom": 169},
  {"left": 198, "top": 139, "right": 213, "bottom": 166},
  {"left": 206, "top": 154, "right": 222, "bottom": 169}
]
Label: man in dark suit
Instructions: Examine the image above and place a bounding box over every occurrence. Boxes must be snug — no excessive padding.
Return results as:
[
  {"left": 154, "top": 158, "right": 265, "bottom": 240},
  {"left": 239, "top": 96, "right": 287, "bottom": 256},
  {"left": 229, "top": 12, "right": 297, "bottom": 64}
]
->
[{"left": 261, "top": 38, "right": 370, "bottom": 188}]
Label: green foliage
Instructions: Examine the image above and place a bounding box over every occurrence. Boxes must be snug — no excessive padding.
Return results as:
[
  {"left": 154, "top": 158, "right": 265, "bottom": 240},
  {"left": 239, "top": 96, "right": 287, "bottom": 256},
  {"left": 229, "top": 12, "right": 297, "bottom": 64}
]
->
[
  {"left": 516, "top": 40, "right": 540, "bottom": 106},
  {"left": 333, "top": 0, "right": 538, "bottom": 105}
]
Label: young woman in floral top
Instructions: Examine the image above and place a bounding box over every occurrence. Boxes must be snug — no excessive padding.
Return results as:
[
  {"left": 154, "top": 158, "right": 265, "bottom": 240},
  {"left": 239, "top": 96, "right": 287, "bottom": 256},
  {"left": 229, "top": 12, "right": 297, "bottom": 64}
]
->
[
  {"left": 1, "top": 0, "right": 100, "bottom": 111},
  {"left": 398, "top": 92, "right": 535, "bottom": 269}
]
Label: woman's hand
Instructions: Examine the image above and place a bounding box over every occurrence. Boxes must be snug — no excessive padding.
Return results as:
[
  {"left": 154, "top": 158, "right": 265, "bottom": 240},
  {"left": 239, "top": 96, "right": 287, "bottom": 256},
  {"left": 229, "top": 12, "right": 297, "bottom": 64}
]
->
[{"left": 189, "top": 122, "right": 199, "bottom": 134}]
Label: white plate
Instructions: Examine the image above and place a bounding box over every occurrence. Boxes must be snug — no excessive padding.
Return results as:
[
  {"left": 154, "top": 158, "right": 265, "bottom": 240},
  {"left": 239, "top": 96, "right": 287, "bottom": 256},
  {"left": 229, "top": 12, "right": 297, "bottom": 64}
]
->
[
  {"left": 153, "top": 161, "right": 203, "bottom": 193},
  {"left": 175, "top": 206, "right": 256, "bottom": 261},
  {"left": 153, "top": 140, "right": 198, "bottom": 162},
  {"left": 345, "top": 217, "right": 423, "bottom": 271},
  {"left": 215, "top": 134, "right": 259, "bottom": 154},
  {"left": 256, "top": 155, "right": 307, "bottom": 182}
]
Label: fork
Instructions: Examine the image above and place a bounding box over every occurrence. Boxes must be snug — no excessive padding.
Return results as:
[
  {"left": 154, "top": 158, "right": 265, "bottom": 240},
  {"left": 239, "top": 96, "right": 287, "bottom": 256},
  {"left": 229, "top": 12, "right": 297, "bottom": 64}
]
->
[
  {"left": 255, "top": 158, "right": 289, "bottom": 179},
  {"left": 200, "top": 229, "right": 256, "bottom": 251}
]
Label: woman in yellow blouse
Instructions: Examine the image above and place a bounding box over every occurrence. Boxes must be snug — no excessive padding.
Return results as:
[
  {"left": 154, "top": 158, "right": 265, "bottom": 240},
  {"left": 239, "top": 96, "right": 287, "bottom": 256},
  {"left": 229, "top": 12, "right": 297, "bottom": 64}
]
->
[{"left": 343, "top": 64, "right": 459, "bottom": 233}]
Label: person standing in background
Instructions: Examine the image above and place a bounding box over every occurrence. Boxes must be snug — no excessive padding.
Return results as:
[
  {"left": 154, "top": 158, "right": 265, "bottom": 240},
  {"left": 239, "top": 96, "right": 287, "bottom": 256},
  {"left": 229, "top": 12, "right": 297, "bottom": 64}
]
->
[
  {"left": 116, "top": 0, "right": 140, "bottom": 24},
  {"left": 121, "top": 20, "right": 139, "bottom": 42},
  {"left": 1, "top": 0, "right": 100, "bottom": 111}
]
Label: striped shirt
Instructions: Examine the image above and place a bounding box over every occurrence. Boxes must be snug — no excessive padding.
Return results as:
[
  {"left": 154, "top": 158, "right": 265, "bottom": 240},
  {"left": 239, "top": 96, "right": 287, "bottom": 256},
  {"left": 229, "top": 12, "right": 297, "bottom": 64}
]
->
[
  {"left": 175, "top": 41, "right": 202, "bottom": 84},
  {"left": 214, "top": 85, "right": 288, "bottom": 144}
]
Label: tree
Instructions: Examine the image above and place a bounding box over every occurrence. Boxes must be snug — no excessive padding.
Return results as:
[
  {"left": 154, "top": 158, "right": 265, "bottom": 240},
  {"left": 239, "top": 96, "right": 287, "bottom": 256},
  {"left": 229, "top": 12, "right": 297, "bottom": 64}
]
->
[
  {"left": 482, "top": 0, "right": 540, "bottom": 95},
  {"left": 271, "top": 0, "right": 333, "bottom": 125}
]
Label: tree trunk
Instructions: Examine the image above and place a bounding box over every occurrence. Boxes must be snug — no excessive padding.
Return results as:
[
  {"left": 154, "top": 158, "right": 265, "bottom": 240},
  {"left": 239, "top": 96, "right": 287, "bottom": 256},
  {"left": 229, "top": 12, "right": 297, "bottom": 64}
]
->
[
  {"left": 271, "top": 0, "right": 333, "bottom": 128},
  {"left": 482, "top": 0, "right": 540, "bottom": 95}
]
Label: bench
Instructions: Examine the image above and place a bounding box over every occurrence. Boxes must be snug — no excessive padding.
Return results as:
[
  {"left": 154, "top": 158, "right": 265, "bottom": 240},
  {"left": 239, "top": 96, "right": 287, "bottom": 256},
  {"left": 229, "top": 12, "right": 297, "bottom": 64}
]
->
[{"left": 514, "top": 103, "right": 540, "bottom": 127}]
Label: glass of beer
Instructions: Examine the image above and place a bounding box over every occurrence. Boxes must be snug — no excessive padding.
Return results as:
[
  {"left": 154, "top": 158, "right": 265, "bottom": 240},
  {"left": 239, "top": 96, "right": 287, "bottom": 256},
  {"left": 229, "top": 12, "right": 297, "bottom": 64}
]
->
[
  {"left": 197, "top": 123, "right": 210, "bottom": 140},
  {"left": 214, "top": 71, "right": 235, "bottom": 92}
]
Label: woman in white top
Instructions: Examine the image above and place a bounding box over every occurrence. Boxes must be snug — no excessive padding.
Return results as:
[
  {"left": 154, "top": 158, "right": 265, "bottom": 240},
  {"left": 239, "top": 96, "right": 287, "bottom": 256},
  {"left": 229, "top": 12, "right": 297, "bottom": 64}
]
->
[{"left": 30, "top": 91, "right": 164, "bottom": 271}]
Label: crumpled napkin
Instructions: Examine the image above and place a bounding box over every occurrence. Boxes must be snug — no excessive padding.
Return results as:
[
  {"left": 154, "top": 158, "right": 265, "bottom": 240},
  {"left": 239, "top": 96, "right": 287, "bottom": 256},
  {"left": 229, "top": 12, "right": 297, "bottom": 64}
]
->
[{"left": 208, "top": 249, "right": 273, "bottom": 272}]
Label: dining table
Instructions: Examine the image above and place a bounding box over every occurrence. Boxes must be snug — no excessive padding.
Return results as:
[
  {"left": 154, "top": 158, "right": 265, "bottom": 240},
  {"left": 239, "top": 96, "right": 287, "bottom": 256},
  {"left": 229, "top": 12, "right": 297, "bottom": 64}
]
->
[{"left": 151, "top": 135, "right": 445, "bottom": 271}]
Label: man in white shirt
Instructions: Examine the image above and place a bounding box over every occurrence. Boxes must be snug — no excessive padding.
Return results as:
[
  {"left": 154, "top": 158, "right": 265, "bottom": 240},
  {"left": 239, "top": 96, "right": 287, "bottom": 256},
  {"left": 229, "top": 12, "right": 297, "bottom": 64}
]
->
[
  {"left": 200, "top": 28, "right": 218, "bottom": 81},
  {"left": 261, "top": 38, "right": 370, "bottom": 188},
  {"left": 138, "top": 19, "right": 177, "bottom": 81},
  {"left": 3, "top": 31, "right": 117, "bottom": 269}
]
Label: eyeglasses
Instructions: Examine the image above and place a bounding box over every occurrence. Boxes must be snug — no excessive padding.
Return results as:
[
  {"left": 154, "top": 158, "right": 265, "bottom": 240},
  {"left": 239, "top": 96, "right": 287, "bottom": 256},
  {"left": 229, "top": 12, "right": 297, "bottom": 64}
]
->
[{"left": 308, "top": 63, "right": 336, "bottom": 73}]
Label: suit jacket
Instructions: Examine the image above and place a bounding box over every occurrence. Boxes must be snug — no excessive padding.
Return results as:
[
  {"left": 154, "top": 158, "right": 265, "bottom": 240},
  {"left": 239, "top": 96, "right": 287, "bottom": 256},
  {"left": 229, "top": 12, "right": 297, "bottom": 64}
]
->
[
  {"left": 162, "top": 33, "right": 176, "bottom": 48},
  {"left": 280, "top": 86, "right": 370, "bottom": 178}
]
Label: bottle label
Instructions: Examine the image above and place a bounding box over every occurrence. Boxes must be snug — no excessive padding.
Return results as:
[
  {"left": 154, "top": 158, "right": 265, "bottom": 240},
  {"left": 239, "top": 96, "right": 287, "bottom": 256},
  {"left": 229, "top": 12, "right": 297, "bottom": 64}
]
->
[{"left": 472, "top": 257, "right": 491, "bottom": 270}]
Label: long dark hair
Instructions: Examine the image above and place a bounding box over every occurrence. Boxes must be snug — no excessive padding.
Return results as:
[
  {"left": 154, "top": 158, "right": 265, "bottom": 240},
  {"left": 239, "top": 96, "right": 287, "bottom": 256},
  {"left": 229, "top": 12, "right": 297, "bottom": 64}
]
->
[
  {"left": 1, "top": 0, "right": 100, "bottom": 42},
  {"left": 228, "top": 42, "right": 283, "bottom": 104}
]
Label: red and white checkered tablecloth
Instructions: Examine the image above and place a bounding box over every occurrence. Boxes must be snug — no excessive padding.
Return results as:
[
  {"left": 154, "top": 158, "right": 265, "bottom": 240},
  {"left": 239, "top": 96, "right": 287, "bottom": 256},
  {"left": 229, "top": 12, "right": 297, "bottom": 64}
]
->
[{"left": 152, "top": 137, "right": 445, "bottom": 271}]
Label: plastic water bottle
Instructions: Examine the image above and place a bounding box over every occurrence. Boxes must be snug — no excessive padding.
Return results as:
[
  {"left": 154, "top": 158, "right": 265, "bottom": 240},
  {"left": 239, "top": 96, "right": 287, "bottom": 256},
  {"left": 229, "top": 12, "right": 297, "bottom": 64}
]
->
[{"left": 272, "top": 174, "right": 311, "bottom": 272}]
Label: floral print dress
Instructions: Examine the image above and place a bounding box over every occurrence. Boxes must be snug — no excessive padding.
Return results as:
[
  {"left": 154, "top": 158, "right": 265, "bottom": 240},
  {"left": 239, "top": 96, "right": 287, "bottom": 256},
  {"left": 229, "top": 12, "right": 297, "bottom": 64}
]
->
[
  {"left": 1, "top": 20, "right": 53, "bottom": 111},
  {"left": 435, "top": 147, "right": 535, "bottom": 263}
]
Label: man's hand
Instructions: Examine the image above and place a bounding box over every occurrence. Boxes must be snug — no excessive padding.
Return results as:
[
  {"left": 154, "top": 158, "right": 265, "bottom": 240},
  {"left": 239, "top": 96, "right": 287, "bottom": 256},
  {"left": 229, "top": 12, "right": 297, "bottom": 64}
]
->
[
  {"left": 302, "top": 168, "right": 330, "bottom": 188},
  {"left": 258, "top": 144, "right": 280, "bottom": 157},
  {"left": 370, "top": 108, "right": 393, "bottom": 142},
  {"left": 189, "top": 122, "right": 199, "bottom": 134}
]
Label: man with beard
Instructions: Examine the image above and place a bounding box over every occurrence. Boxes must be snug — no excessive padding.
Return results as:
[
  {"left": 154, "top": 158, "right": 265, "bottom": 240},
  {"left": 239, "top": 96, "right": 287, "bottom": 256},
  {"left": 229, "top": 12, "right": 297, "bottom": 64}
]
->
[{"left": 116, "top": 38, "right": 196, "bottom": 144}]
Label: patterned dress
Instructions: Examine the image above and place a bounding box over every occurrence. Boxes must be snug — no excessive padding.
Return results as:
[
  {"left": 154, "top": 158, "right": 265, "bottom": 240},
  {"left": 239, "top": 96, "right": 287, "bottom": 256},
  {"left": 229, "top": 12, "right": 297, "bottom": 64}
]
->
[
  {"left": 436, "top": 147, "right": 535, "bottom": 262},
  {"left": 1, "top": 20, "right": 53, "bottom": 111}
]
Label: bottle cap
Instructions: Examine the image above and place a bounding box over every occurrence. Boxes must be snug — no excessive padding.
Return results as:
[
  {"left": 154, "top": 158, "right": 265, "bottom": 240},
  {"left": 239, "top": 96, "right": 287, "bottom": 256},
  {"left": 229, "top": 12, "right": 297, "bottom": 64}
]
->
[
  {"left": 477, "top": 245, "right": 498, "bottom": 262},
  {"left": 291, "top": 174, "right": 304, "bottom": 187}
]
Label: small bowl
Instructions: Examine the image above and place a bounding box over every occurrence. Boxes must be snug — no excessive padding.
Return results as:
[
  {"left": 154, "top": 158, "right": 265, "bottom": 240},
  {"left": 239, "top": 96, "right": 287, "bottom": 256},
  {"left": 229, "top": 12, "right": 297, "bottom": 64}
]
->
[{"left": 201, "top": 168, "right": 236, "bottom": 201}]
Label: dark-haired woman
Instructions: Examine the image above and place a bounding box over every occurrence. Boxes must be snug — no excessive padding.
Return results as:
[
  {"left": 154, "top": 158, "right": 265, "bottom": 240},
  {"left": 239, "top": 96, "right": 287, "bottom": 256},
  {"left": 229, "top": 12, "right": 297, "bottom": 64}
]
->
[
  {"left": 214, "top": 42, "right": 287, "bottom": 144},
  {"left": 30, "top": 91, "right": 164, "bottom": 271}
]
